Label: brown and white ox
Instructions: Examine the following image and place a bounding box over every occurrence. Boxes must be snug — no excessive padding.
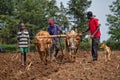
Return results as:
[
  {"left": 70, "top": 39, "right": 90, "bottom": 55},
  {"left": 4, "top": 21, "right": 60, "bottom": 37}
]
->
[
  {"left": 34, "top": 31, "right": 52, "bottom": 65},
  {"left": 65, "top": 30, "right": 81, "bottom": 62}
]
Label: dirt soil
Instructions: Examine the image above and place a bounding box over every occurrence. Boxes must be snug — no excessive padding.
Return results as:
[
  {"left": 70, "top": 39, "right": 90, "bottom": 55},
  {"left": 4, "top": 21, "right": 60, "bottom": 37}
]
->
[{"left": 0, "top": 51, "right": 120, "bottom": 80}]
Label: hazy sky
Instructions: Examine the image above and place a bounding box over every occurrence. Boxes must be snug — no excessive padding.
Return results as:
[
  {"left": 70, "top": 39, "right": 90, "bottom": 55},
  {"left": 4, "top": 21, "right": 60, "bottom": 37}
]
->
[{"left": 57, "top": 0, "right": 114, "bottom": 42}]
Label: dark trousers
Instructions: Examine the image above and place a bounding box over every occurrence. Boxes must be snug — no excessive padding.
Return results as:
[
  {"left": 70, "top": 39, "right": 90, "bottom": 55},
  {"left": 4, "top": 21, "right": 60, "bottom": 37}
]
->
[
  {"left": 92, "top": 37, "right": 100, "bottom": 60},
  {"left": 50, "top": 41, "right": 60, "bottom": 59}
]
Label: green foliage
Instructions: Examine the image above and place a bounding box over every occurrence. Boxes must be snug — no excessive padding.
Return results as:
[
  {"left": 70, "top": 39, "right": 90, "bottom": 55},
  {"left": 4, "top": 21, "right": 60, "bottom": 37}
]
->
[
  {"left": 79, "top": 41, "right": 91, "bottom": 50},
  {"left": 1, "top": 44, "right": 17, "bottom": 53},
  {"left": 68, "top": 0, "right": 91, "bottom": 32},
  {"left": 1, "top": 44, "right": 36, "bottom": 53},
  {"left": 0, "top": 42, "right": 91, "bottom": 53},
  {"left": 56, "top": 2, "right": 69, "bottom": 28},
  {"left": 1, "top": 41, "right": 120, "bottom": 53},
  {"left": 0, "top": 0, "right": 14, "bottom": 15},
  {"left": 0, "top": 15, "right": 20, "bottom": 44},
  {"left": 106, "top": 0, "right": 120, "bottom": 42},
  {"left": 106, "top": 40, "right": 120, "bottom": 50}
]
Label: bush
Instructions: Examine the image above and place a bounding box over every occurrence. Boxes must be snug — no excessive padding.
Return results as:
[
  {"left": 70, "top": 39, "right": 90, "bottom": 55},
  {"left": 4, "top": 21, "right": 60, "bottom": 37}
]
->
[
  {"left": 1, "top": 44, "right": 17, "bottom": 53},
  {"left": 30, "top": 44, "right": 36, "bottom": 52},
  {"left": 79, "top": 41, "right": 91, "bottom": 51},
  {"left": 106, "top": 41, "right": 120, "bottom": 50},
  {"left": 0, "top": 44, "right": 36, "bottom": 53},
  {"left": 1, "top": 41, "right": 120, "bottom": 53}
]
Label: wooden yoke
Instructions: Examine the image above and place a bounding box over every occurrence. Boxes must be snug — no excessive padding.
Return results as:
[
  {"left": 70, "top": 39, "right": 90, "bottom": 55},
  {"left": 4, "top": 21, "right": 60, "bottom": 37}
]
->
[{"left": 35, "top": 34, "right": 66, "bottom": 38}]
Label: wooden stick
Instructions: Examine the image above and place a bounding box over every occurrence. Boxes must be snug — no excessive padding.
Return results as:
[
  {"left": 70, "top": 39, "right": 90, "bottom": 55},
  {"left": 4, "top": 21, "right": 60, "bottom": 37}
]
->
[{"left": 35, "top": 34, "right": 66, "bottom": 38}]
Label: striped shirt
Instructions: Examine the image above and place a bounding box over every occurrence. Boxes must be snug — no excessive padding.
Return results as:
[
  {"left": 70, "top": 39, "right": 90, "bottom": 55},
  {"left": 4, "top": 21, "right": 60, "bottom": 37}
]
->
[{"left": 17, "top": 30, "right": 30, "bottom": 48}]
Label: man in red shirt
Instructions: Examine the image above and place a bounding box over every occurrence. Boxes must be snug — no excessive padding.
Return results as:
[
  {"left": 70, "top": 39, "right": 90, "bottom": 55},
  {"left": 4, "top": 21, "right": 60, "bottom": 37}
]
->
[{"left": 84, "top": 11, "right": 101, "bottom": 61}]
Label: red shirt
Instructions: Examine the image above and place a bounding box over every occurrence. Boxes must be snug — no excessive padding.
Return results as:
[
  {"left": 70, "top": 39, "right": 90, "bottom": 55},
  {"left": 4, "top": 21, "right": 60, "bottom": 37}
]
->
[{"left": 88, "top": 18, "right": 101, "bottom": 38}]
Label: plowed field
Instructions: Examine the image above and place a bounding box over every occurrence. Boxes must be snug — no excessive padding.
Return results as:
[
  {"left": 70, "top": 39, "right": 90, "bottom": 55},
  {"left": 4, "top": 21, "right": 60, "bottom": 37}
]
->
[{"left": 0, "top": 51, "right": 120, "bottom": 80}]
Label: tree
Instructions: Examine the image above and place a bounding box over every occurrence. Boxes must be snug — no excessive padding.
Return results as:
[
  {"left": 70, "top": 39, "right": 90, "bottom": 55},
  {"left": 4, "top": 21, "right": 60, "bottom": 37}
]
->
[
  {"left": 68, "top": 0, "right": 91, "bottom": 32},
  {"left": 0, "top": 15, "right": 20, "bottom": 44},
  {"left": 0, "top": 0, "right": 61, "bottom": 44},
  {"left": 0, "top": 0, "right": 14, "bottom": 15},
  {"left": 46, "top": 0, "right": 59, "bottom": 18},
  {"left": 106, "top": 0, "right": 120, "bottom": 42},
  {"left": 56, "top": 2, "right": 69, "bottom": 31},
  {"left": 14, "top": 0, "right": 47, "bottom": 28},
  {"left": 0, "top": 0, "right": 19, "bottom": 44}
]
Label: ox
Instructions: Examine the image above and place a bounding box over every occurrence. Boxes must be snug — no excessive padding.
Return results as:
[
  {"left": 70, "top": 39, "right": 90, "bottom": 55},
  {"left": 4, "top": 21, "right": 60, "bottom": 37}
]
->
[
  {"left": 34, "top": 31, "right": 52, "bottom": 65},
  {"left": 65, "top": 30, "right": 82, "bottom": 62}
]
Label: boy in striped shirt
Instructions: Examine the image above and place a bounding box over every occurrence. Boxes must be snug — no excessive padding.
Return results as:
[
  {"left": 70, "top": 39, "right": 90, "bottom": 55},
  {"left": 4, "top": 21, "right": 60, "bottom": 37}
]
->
[{"left": 17, "top": 23, "right": 30, "bottom": 65}]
